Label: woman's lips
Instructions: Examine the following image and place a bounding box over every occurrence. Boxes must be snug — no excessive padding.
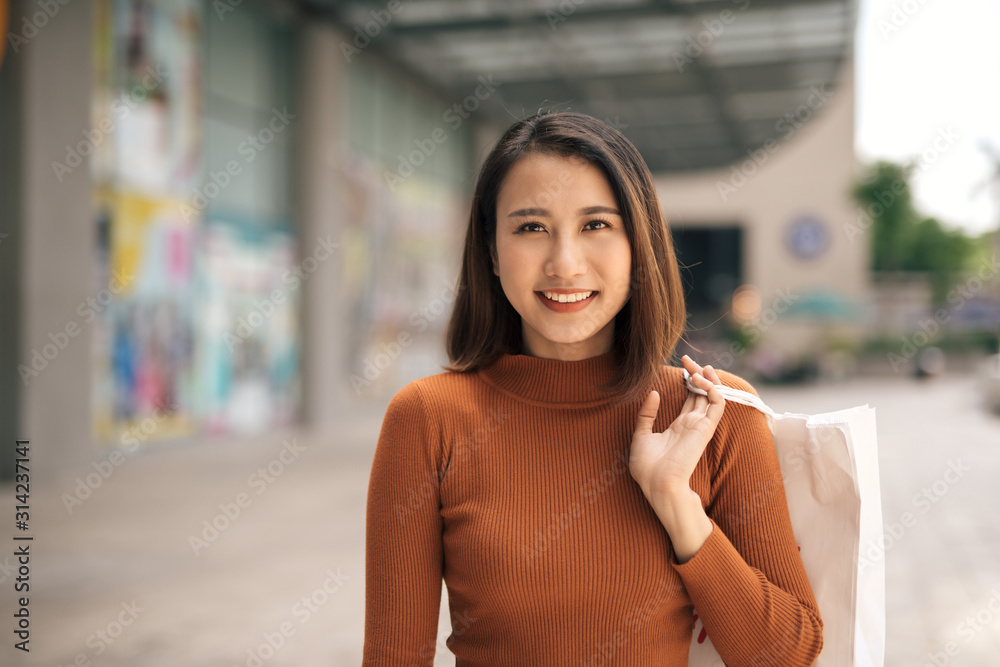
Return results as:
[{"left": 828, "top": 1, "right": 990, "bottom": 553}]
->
[{"left": 535, "top": 291, "right": 598, "bottom": 313}]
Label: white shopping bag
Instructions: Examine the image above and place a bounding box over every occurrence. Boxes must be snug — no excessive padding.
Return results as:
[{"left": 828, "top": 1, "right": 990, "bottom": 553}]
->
[{"left": 684, "top": 373, "right": 884, "bottom": 667}]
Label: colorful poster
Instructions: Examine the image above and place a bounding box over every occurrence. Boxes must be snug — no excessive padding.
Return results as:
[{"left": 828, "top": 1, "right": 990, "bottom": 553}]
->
[
  {"left": 336, "top": 148, "right": 468, "bottom": 394},
  {"left": 195, "top": 222, "right": 299, "bottom": 435},
  {"left": 112, "top": 0, "right": 202, "bottom": 196},
  {"left": 92, "top": 0, "right": 301, "bottom": 443},
  {"left": 91, "top": 191, "right": 197, "bottom": 443},
  {"left": 91, "top": 0, "right": 202, "bottom": 444}
]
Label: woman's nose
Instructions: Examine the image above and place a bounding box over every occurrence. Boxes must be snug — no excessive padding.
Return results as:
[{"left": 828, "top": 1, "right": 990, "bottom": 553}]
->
[{"left": 545, "top": 236, "right": 587, "bottom": 278}]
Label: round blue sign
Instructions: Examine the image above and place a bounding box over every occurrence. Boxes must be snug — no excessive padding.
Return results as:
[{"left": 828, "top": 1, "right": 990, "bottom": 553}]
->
[{"left": 786, "top": 216, "right": 829, "bottom": 260}]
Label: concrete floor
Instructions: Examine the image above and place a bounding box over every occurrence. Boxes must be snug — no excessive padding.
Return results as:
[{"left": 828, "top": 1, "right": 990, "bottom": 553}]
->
[{"left": 2, "top": 370, "right": 1000, "bottom": 666}]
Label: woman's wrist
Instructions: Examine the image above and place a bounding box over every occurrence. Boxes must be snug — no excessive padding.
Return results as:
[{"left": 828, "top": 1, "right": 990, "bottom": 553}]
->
[{"left": 647, "top": 488, "right": 713, "bottom": 564}]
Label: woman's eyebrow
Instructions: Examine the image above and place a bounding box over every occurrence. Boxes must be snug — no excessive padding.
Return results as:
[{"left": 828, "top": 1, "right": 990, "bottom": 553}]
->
[{"left": 506, "top": 205, "right": 621, "bottom": 218}]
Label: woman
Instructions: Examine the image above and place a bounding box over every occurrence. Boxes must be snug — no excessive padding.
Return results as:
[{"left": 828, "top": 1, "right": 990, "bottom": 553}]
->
[{"left": 363, "top": 111, "right": 822, "bottom": 666}]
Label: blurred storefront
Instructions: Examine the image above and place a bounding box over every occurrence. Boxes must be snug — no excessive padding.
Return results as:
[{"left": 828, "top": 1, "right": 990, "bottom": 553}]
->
[{"left": 0, "top": 0, "right": 476, "bottom": 477}]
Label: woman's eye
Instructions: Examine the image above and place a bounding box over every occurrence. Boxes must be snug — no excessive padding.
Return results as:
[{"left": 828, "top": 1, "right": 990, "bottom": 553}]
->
[{"left": 517, "top": 220, "right": 610, "bottom": 233}]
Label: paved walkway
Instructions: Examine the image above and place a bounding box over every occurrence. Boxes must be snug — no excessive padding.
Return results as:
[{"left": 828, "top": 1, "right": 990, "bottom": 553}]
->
[{"left": 2, "top": 371, "right": 999, "bottom": 666}]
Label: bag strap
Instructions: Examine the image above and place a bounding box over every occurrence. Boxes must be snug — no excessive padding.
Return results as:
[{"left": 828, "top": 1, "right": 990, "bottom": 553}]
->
[{"left": 682, "top": 368, "right": 777, "bottom": 431}]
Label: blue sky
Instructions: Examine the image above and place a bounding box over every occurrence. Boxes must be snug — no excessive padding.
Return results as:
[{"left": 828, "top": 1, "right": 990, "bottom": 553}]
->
[{"left": 856, "top": 0, "right": 1000, "bottom": 236}]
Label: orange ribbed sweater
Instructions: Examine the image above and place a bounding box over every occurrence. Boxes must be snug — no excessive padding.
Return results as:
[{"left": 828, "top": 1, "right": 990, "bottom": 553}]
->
[{"left": 364, "top": 349, "right": 823, "bottom": 666}]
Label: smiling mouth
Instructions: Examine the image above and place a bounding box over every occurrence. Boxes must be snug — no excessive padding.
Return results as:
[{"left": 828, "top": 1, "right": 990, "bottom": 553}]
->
[{"left": 537, "top": 290, "right": 598, "bottom": 303}]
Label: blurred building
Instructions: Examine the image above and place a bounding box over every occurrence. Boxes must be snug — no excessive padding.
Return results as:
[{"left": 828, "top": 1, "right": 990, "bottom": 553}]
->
[
  {"left": 0, "top": 0, "right": 862, "bottom": 478},
  {"left": 655, "top": 64, "right": 864, "bottom": 379}
]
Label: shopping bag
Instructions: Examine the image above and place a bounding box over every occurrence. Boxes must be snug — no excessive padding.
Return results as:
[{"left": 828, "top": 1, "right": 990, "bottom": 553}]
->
[{"left": 683, "top": 371, "right": 884, "bottom": 667}]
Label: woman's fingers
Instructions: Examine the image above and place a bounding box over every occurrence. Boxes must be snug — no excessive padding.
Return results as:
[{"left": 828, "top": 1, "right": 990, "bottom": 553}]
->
[
  {"left": 634, "top": 389, "right": 661, "bottom": 436},
  {"left": 682, "top": 358, "right": 706, "bottom": 408},
  {"left": 681, "top": 354, "right": 702, "bottom": 378},
  {"left": 691, "top": 371, "right": 720, "bottom": 404},
  {"left": 680, "top": 391, "right": 697, "bottom": 415},
  {"left": 682, "top": 356, "right": 722, "bottom": 386},
  {"left": 703, "top": 374, "right": 726, "bottom": 422},
  {"left": 706, "top": 387, "right": 726, "bottom": 424},
  {"left": 691, "top": 372, "right": 726, "bottom": 423},
  {"left": 679, "top": 358, "right": 729, "bottom": 427},
  {"left": 703, "top": 363, "right": 721, "bottom": 385}
]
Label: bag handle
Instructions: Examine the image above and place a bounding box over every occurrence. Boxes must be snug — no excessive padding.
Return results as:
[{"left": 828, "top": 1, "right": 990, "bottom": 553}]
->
[{"left": 682, "top": 368, "right": 777, "bottom": 432}]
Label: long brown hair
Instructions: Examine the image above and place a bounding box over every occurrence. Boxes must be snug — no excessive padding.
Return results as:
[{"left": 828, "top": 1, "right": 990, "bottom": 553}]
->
[{"left": 443, "top": 110, "right": 687, "bottom": 404}]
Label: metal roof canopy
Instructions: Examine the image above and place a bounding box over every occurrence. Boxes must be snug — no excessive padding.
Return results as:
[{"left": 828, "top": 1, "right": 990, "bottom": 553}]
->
[{"left": 298, "top": 0, "right": 855, "bottom": 173}]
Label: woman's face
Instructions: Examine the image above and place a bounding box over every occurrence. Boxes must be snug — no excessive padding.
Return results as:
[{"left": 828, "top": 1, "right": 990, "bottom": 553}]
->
[{"left": 493, "top": 152, "right": 632, "bottom": 361}]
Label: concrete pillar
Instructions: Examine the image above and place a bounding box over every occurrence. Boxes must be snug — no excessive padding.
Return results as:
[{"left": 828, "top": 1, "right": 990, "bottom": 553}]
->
[
  {"left": 296, "top": 22, "right": 353, "bottom": 429},
  {"left": 17, "top": 0, "right": 96, "bottom": 477}
]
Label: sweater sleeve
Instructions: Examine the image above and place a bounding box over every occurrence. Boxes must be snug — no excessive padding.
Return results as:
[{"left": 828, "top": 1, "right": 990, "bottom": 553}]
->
[
  {"left": 671, "top": 372, "right": 824, "bottom": 666},
  {"left": 363, "top": 382, "right": 444, "bottom": 666}
]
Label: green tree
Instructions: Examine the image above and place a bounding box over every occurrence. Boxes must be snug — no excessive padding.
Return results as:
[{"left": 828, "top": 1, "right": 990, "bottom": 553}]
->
[
  {"left": 852, "top": 161, "right": 916, "bottom": 272},
  {"left": 852, "top": 161, "right": 986, "bottom": 303}
]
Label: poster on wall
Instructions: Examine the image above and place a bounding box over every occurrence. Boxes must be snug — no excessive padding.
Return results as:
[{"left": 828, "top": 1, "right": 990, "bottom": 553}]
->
[
  {"left": 112, "top": 0, "right": 202, "bottom": 196},
  {"left": 336, "top": 148, "right": 467, "bottom": 395},
  {"left": 195, "top": 222, "right": 299, "bottom": 435},
  {"left": 91, "top": 191, "right": 197, "bottom": 443},
  {"left": 91, "top": 0, "right": 202, "bottom": 445},
  {"left": 93, "top": 0, "right": 301, "bottom": 443}
]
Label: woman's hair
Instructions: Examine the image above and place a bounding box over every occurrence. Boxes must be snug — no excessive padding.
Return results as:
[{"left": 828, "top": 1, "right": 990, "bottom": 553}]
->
[{"left": 442, "top": 110, "right": 687, "bottom": 404}]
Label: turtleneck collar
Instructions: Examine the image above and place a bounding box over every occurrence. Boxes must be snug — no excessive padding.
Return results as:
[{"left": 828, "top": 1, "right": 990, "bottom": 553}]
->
[{"left": 477, "top": 348, "right": 622, "bottom": 408}]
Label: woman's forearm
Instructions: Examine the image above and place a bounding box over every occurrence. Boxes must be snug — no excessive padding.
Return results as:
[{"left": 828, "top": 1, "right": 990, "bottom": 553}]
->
[{"left": 647, "top": 488, "right": 713, "bottom": 563}]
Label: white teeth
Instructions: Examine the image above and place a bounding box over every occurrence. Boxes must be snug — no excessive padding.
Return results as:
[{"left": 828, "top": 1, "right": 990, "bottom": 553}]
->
[{"left": 542, "top": 291, "right": 593, "bottom": 303}]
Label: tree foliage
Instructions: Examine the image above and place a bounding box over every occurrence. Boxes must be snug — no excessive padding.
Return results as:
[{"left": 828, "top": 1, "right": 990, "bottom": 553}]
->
[{"left": 852, "top": 160, "right": 990, "bottom": 303}]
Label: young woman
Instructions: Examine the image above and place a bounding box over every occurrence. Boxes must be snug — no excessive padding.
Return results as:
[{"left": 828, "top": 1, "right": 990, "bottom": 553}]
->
[{"left": 363, "top": 111, "right": 822, "bottom": 666}]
